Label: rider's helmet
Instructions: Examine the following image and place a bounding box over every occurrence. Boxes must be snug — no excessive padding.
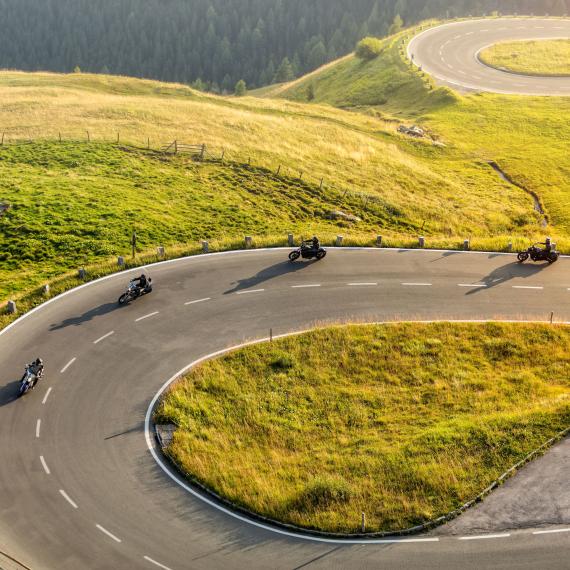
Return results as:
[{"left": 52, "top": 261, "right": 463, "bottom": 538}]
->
[
  {"left": 140, "top": 273, "right": 146, "bottom": 279},
  {"left": 36, "top": 357, "right": 43, "bottom": 366}
]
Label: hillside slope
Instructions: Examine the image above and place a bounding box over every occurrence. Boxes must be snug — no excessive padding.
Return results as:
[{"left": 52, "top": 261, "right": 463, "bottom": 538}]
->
[
  {"left": 0, "top": 56, "right": 561, "bottom": 299},
  {"left": 263, "top": 28, "right": 570, "bottom": 233}
]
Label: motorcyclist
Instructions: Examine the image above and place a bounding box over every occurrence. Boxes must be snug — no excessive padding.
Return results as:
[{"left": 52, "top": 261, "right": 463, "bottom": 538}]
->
[
  {"left": 24, "top": 358, "right": 44, "bottom": 388},
  {"left": 311, "top": 236, "right": 320, "bottom": 251},
  {"left": 132, "top": 273, "right": 148, "bottom": 293}
]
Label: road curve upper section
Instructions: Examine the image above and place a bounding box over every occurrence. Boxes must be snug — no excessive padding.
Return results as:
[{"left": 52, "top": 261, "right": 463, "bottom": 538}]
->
[
  {"left": 1, "top": 249, "right": 570, "bottom": 570},
  {"left": 408, "top": 18, "right": 570, "bottom": 95}
]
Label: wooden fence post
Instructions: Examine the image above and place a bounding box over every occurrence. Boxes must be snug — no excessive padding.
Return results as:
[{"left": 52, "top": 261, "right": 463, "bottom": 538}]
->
[
  {"left": 174, "top": 140, "right": 178, "bottom": 154},
  {"left": 276, "top": 165, "right": 281, "bottom": 176},
  {"left": 200, "top": 143, "right": 206, "bottom": 160},
  {"left": 117, "top": 132, "right": 120, "bottom": 144},
  {"left": 221, "top": 150, "right": 225, "bottom": 163},
  {"left": 59, "top": 132, "right": 62, "bottom": 142},
  {"left": 0, "top": 133, "right": 4, "bottom": 146},
  {"left": 319, "top": 178, "right": 323, "bottom": 190},
  {"left": 147, "top": 137, "right": 150, "bottom": 150},
  {"left": 86, "top": 131, "right": 90, "bottom": 142}
]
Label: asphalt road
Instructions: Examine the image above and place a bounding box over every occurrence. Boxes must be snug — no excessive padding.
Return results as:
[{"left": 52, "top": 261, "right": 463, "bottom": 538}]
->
[
  {"left": 408, "top": 18, "right": 570, "bottom": 95},
  {"left": 1, "top": 249, "right": 569, "bottom": 570}
]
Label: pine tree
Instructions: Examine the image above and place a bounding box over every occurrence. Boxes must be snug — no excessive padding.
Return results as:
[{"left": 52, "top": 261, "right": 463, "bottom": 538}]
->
[
  {"left": 389, "top": 15, "right": 404, "bottom": 35},
  {"left": 274, "top": 57, "right": 295, "bottom": 83},
  {"left": 234, "top": 79, "right": 247, "bottom": 96}
]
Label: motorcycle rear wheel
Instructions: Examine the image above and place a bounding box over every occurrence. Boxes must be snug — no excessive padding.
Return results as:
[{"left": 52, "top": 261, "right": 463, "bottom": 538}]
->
[
  {"left": 289, "top": 251, "right": 301, "bottom": 261},
  {"left": 517, "top": 252, "right": 529, "bottom": 263}
]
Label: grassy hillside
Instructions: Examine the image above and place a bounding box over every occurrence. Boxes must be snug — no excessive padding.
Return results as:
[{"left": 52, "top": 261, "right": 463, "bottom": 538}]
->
[
  {"left": 2, "top": 27, "right": 570, "bottom": 302},
  {"left": 480, "top": 40, "right": 570, "bottom": 77},
  {"left": 156, "top": 322, "right": 570, "bottom": 534},
  {"left": 270, "top": 28, "right": 570, "bottom": 233}
]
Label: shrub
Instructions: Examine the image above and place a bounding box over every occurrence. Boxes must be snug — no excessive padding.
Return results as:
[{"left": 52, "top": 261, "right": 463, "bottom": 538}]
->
[{"left": 355, "top": 37, "right": 383, "bottom": 61}]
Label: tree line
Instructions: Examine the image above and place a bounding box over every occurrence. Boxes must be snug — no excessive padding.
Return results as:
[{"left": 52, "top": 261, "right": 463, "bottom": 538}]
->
[{"left": 0, "top": 0, "right": 567, "bottom": 93}]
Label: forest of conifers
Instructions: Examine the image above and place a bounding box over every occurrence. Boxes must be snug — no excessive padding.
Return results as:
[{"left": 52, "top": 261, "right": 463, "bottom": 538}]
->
[{"left": 0, "top": 0, "right": 568, "bottom": 92}]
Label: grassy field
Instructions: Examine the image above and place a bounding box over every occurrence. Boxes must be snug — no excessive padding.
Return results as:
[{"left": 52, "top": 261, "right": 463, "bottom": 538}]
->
[
  {"left": 155, "top": 322, "right": 570, "bottom": 534},
  {"left": 480, "top": 40, "right": 570, "bottom": 77},
  {"left": 2, "top": 22, "right": 570, "bottom": 306},
  {"left": 270, "top": 29, "right": 570, "bottom": 235}
]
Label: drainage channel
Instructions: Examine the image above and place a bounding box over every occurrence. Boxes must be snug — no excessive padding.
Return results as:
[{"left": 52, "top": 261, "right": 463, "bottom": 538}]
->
[{"left": 488, "top": 161, "right": 548, "bottom": 228}]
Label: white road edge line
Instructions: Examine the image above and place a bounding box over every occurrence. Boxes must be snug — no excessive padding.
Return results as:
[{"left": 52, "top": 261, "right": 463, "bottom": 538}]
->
[
  {"left": 35, "top": 419, "right": 41, "bottom": 438},
  {"left": 42, "top": 387, "right": 53, "bottom": 405},
  {"left": 533, "top": 528, "right": 570, "bottom": 535},
  {"left": 459, "top": 533, "right": 511, "bottom": 541},
  {"left": 292, "top": 284, "right": 321, "bottom": 289},
  {"left": 59, "top": 489, "right": 78, "bottom": 509},
  {"left": 143, "top": 556, "right": 174, "bottom": 570},
  {"left": 40, "top": 455, "right": 50, "bottom": 475},
  {"left": 512, "top": 286, "right": 544, "bottom": 290},
  {"left": 184, "top": 297, "right": 211, "bottom": 305},
  {"left": 93, "top": 331, "right": 114, "bottom": 344},
  {"left": 348, "top": 283, "right": 378, "bottom": 286},
  {"left": 135, "top": 311, "right": 160, "bottom": 322},
  {"left": 236, "top": 289, "right": 265, "bottom": 295},
  {"left": 96, "top": 524, "right": 122, "bottom": 543},
  {"left": 402, "top": 283, "right": 432, "bottom": 287},
  {"left": 60, "top": 357, "right": 76, "bottom": 373}
]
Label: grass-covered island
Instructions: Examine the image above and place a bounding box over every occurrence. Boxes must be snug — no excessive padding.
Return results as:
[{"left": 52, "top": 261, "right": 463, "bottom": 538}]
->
[
  {"left": 155, "top": 322, "right": 570, "bottom": 534},
  {"left": 479, "top": 39, "right": 570, "bottom": 77}
]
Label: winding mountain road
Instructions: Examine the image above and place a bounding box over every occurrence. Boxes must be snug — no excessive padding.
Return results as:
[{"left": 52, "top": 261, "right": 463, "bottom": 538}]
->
[
  {"left": 1, "top": 249, "right": 569, "bottom": 570},
  {"left": 408, "top": 18, "right": 570, "bottom": 95}
]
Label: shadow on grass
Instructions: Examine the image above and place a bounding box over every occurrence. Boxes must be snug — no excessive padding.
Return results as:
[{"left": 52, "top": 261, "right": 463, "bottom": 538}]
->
[
  {"left": 224, "top": 260, "right": 318, "bottom": 294},
  {"left": 49, "top": 301, "right": 121, "bottom": 330},
  {"left": 466, "top": 261, "right": 548, "bottom": 295}
]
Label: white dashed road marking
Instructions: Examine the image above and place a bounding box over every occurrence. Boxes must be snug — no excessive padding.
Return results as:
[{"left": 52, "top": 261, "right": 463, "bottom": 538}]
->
[
  {"left": 42, "top": 387, "right": 52, "bottom": 405},
  {"left": 94, "top": 331, "right": 114, "bottom": 344},
  {"left": 292, "top": 284, "right": 321, "bottom": 289},
  {"left": 59, "top": 489, "right": 78, "bottom": 509},
  {"left": 459, "top": 533, "right": 511, "bottom": 541},
  {"left": 96, "top": 524, "right": 122, "bottom": 543},
  {"left": 144, "top": 556, "right": 174, "bottom": 570},
  {"left": 135, "top": 312, "right": 160, "bottom": 323},
  {"left": 35, "top": 419, "right": 41, "bottom": 438},
  {"left": 533, "top": 528, "right": 570, "bottom": 535},
  {"left": 236, "top": 289, "right": 265, "bottom": 295},
  {"left": 60, "top": 357, "right": 76, "bottom": 373},
  {"left": 512, "top": 286, "right": 544, "bottom": 290},
  {"left": 184, "top": 297, "right": 211, "bottom": 306},
  {"left": 40, "top": 455, "right": 50, "bottom": 475}
]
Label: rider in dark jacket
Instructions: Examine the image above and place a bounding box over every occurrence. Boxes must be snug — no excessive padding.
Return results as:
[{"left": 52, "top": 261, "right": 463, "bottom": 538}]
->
[
  {"left": 132, "top": 274, "right": 148, "bottom": 292},
  {"left": 24, "top": 358, "right": 44, "bottom": 387}
]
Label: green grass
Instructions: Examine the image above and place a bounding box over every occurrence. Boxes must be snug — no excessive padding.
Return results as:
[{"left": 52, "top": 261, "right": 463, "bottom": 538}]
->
[
  {"left": 480, "top": 40, "right": 570, "bottom": 77},
  {"left": 155, "top": 322, "right": 570, "bottom": 534},
  {"left": 268, "top": 27, "right": 570, "bottom": 235}
]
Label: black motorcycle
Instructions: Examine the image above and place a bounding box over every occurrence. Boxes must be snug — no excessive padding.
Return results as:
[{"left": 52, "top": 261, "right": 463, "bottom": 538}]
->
[
  {"left": 289, "top": 242, "right": 327, "bottom": 262},
  {"left": 19, "top": 366, "right": 42, "bottom": 397},
  {"left": 517, "top": 244, "right": 559, "bottom": 264},
  {"left": 118, "top": 278, "right": 153, "bottom": 305}
]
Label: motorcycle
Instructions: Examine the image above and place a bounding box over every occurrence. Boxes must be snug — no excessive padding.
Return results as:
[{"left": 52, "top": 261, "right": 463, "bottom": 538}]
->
[
  {"left": 19, "top": 367, "right": 41, "bottom": 397},
  {"left": 517, "top": 244, "right": 559, "bottom": 264},
  {"left": 289, "top": 242, "right": 327, "bottom": 262},
  {"left": 118, "top": 278, "right": 153, "bottom": 305}
]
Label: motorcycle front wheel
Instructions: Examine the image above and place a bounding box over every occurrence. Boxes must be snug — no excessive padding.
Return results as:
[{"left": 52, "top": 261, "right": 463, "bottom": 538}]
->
[
  {"left": 517, "top": 252, "right": 529, "bottom": 263},
  {"left": 316, "top": 249, "right": 327, "bottom": 260},
  {"left": 548, "top": 253, "right": 559, "bottom": 264},
  {"left": 289, "top": 251, "right": 301, "bottom": 261},
  {"left": 118, "top": 293, "right": 130, "bottom": 305}
]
